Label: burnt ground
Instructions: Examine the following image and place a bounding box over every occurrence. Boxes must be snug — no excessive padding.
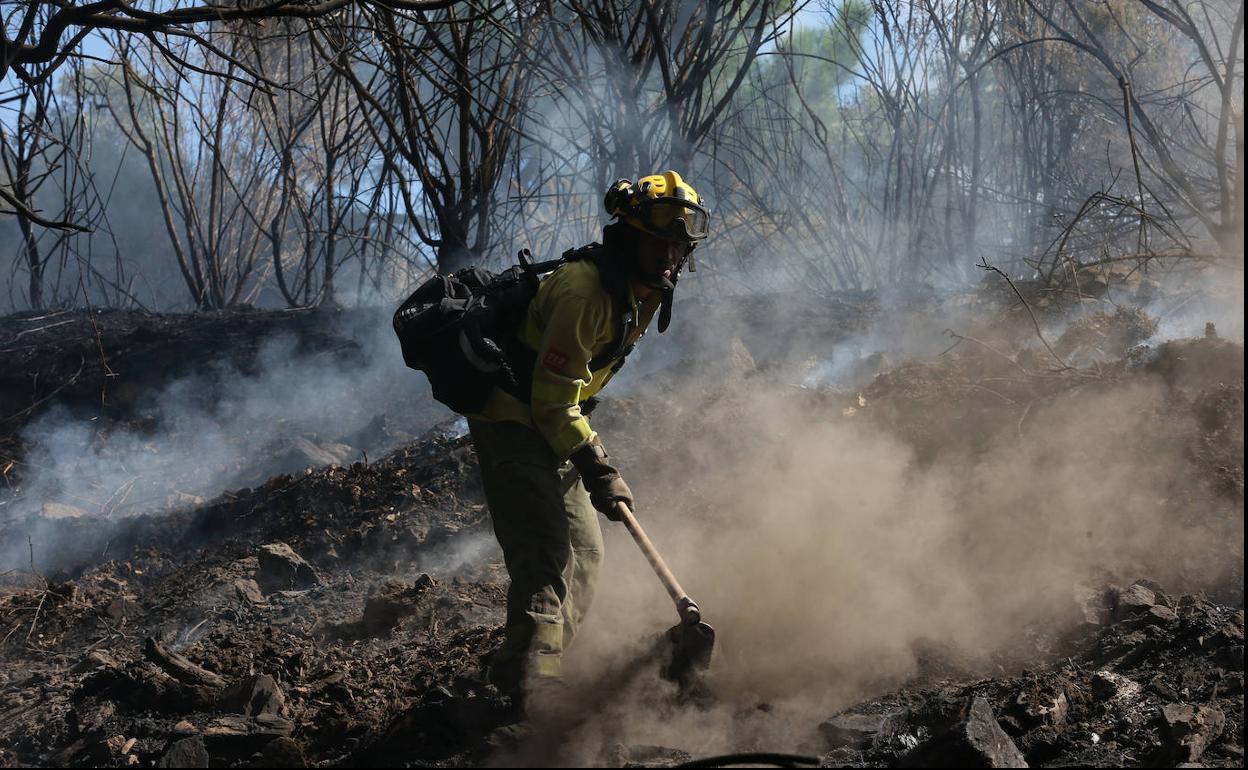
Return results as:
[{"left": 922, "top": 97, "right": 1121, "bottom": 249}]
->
[{"left": 0, "top": 272, "right": 1242, "bottom": 768}]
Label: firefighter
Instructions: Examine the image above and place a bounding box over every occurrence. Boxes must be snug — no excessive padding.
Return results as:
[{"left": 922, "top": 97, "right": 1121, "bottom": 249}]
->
[{"left": 466, "top": 171, "right": 709, "bottom": 704}]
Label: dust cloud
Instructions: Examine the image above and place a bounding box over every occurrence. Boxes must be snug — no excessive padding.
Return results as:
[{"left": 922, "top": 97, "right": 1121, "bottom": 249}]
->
[{"left": 539, "top": 327, "right": 1239, "bottom": 763}]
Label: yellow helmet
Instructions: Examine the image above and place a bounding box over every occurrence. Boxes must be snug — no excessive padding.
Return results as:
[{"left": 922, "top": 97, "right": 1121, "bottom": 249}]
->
[{"left": 604, "top": 170, "right": 709, "bottom": 243}]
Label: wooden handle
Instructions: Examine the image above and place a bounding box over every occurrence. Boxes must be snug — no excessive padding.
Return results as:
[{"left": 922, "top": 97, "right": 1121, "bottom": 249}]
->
[{"left": 614, "top": 501, "right": 701, "bottom": 625}]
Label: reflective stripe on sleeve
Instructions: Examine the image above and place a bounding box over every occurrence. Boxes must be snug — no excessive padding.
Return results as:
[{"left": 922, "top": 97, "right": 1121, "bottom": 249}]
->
[
  {"left": 549, "top": 418, "right": 594, "bottom": 459},
  {"left": 531, "top": 376, "right": 583, "bottom": 406}
]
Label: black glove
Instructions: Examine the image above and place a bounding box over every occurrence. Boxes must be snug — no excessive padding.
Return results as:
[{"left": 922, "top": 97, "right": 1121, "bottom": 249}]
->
[{"left": 570, "top": 437, "right": 632, "bottom": 520}]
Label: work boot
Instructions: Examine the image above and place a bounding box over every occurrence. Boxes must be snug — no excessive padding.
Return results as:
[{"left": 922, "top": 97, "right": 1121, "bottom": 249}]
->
[
  {"left": 484, "top": 676, "right": 569, "bottom": 750},
  {"left": 486, "top": 665, "right": 521, "bottom": 698},
  {"left": 484, "top": 653, "right": 525, "bottom": 700},
  {"left": 485, "top": 721, "right": 533, "bottom": 751}
]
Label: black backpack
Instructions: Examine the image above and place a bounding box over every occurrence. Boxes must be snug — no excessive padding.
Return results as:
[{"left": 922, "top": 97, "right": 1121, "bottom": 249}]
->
[{"left": 392, "top": 250, "right": 562, "bottom": 414}]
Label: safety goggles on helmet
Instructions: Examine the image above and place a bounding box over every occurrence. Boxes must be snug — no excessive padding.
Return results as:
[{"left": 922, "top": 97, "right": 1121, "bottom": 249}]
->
[
  {"left": 633, "top": 197, "right": 710, "bottom": 242},
  {"left": 605, "top": 171, "right": 711, "bottom": 245}
]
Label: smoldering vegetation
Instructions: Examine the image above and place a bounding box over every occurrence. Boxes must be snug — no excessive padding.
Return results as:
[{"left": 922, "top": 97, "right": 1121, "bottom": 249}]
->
[
  {"left": 0, "top": 308, "right": 441, "bottom": 569},
  {"left": 0, "top": 264, "right": 1242, "bottom": 767},
  {"left": 2, "top": 0, "right": 1244, "bottom": 766}
]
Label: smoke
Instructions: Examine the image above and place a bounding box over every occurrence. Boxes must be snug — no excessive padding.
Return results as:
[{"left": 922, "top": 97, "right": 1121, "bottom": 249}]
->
[
  {"left": 416, "top": 531, "right": 502, "bottom": 579},
  {"left": 1148, "top": 269, "right": 1246, "bottom": 343},
  {"left": 526, "top": 296, "right": 1241, "bottom": 764},
  {"left": 3, "top": 310, "right": 445, "bottom": 569}
]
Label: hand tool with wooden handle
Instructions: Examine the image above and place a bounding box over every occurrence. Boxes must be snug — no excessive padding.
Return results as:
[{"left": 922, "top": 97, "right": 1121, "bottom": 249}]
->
[{"left": 614, "top": 500, "right": 715, "bottom": 686}]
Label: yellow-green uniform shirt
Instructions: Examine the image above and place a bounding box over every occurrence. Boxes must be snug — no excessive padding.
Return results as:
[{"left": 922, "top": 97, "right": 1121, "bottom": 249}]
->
[{"left": 469, "top": 259, "right": 661, "bottom": 459}]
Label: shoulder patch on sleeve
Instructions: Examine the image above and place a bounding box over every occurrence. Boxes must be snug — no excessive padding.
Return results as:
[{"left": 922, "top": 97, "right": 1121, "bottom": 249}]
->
[{"left": 543, "top": 348, "right": 569, "bottom": 371}]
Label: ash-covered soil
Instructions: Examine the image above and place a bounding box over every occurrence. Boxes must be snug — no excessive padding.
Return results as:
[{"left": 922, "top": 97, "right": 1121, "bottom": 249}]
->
[{"left": 0, "top": 275, "right": 1242, "bottom": 767}]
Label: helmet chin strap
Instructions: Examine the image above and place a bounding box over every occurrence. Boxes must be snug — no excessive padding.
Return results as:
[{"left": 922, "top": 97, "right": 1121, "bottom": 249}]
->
[
  {"left": 629, "top": 243, "right": 692, "bottom": 334},
  {"left": 657, "top": 281, "right": 675, "bottom": 333},
  {"left": 638, "top": 272, "right": 675, "bottom": 291},
  {"left": 655, "top": 250, "right": 691, "bottom": 334}
]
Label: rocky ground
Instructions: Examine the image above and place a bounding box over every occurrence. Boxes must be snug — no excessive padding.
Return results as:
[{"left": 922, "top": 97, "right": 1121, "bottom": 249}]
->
[{"left": 0, "top": 267, "right": 1242, "bottom": 767}]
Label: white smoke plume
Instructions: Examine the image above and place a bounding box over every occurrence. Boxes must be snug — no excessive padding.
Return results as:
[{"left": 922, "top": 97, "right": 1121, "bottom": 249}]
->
[{"left": 2, "top": 311, "right": 445, "bottom": 569}]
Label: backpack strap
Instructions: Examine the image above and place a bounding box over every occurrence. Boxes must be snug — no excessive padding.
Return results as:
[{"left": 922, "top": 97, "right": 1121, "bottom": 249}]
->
[
  {"left": 565, "top": 244, "right": 636, "bottom": 372},
  {"left": 518, "top": 247, "right": 568, "bottom": 277},
  {"left": 498, "top": 243, "right": 639, "bottom": 403}
]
